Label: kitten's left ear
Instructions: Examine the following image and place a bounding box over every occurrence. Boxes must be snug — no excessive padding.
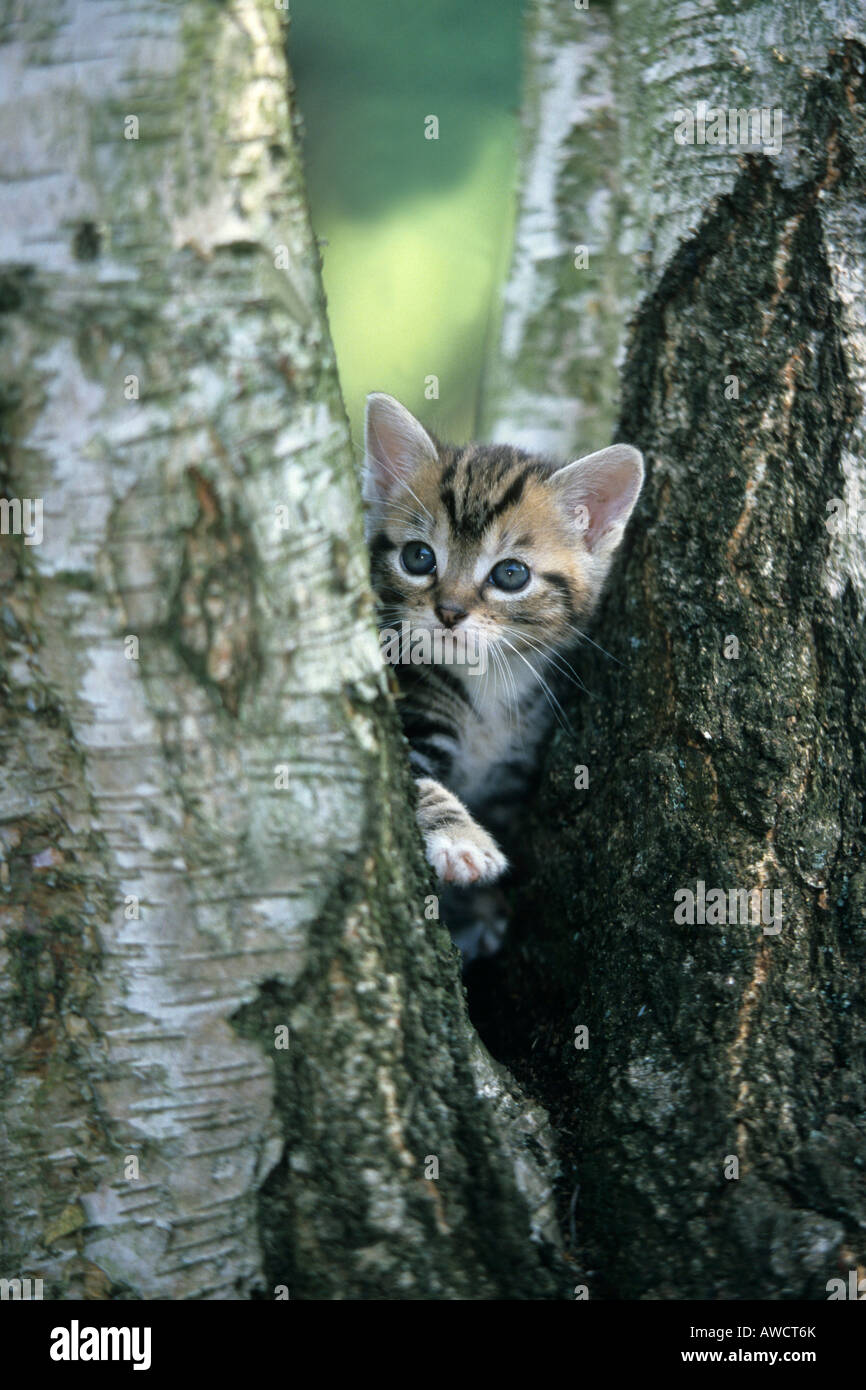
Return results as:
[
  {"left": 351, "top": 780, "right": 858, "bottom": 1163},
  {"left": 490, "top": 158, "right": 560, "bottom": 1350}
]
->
[
  {"left": 363, "top": 392, "right": 438, "bottom": 506},
  {"left": 548, "top": 444, "right": 644, "bottom": 557}
]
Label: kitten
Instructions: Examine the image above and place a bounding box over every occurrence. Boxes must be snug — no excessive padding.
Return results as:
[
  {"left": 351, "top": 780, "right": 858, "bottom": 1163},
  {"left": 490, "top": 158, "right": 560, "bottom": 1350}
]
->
[{"left": 363, "top": 392, "right": 643, "bottom": 962}]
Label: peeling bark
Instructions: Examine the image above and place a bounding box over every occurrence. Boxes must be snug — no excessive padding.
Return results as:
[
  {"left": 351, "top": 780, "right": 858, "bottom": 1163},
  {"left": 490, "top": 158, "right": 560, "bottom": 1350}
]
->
[
  {"left": 0, "top": 1, "right": 564, "bottom": 1300},
  {"left": 482, "top": 0, "right": 866, "bottom": 1298},
  {"left": 481, "top": 0, "right": 627, "bottom": 458}
]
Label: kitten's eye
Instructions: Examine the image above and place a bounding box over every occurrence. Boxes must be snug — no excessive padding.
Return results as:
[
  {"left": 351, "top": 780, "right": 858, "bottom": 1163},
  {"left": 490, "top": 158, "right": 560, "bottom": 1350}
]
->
[
  {"left": 401, "top": 541, "right": 436, "bottom": 575},
  {"left": 489, "top": 558, "right": 530, "bottom": 591}
]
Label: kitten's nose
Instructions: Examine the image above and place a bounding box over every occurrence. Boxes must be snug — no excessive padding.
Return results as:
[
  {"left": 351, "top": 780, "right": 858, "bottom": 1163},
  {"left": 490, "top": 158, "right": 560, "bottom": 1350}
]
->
[{"left": 435, "top": 601, "right": 467, "bottom": 628}]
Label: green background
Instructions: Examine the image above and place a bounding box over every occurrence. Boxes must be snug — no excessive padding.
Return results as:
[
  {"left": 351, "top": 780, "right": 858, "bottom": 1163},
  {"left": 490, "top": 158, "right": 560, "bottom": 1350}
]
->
[{"left": 288, "top": 0, "right": 525, "bottom": 456}]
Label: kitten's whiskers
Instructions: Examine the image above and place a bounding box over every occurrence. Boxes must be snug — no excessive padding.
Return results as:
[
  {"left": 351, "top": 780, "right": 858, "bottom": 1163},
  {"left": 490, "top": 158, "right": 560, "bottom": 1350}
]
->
[
  {"left": 560, "top": 620, "right": 622, "bottom": 665},
  {"left": 501, "top": 625, "right": 590, "bottom": 697},
  {"left": 497, "top": 634, "right": 573, "bottom": 734}
]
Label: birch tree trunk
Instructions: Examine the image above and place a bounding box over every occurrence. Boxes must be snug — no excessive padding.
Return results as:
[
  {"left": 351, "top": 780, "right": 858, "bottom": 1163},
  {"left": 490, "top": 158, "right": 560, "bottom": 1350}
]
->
[
  {"left": 0, "top": 1, "right": 564, "bottom": 1301},
  {"left": 480, "top": 0, "right": 626, "bottom": 458},
  {"left": 483, "top": 0, "right": 866, "bottom": 1299}
]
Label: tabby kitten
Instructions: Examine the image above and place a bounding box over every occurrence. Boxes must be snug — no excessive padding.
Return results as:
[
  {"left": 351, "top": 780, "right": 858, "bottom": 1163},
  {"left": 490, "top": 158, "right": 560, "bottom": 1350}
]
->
[{"left": 363, "top": 392, "right": 643, "bottom": 961}]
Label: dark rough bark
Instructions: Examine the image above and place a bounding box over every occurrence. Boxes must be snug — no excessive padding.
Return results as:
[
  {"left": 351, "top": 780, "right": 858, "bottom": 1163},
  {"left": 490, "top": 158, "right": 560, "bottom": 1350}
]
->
[
  {"left": 0, "top": 0, "right": 565, "bottom": 1301},
  {"left": 479, "top": 14, "right": 866, "bottom": 1298}
]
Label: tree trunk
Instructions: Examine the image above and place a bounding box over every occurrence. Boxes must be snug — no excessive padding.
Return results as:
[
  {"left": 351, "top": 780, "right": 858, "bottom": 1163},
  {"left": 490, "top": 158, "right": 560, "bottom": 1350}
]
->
[
  {"left": 480, "top": 0, "right": 626, "bottom": 458},
  {"left": 481, "top": 0, "right": 866, "bottom": 1298},
  {"left": 0, "top": 1, "right": 564, "bottom": 1300}
]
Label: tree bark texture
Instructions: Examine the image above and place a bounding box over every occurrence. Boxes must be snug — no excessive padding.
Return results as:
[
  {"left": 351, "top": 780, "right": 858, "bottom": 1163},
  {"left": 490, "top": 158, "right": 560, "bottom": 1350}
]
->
[
  {"left": 482, "top": 0, "right": 866, "bottom": 1298},
  {"left": 0, "top": 1, "right": 564, "bottom": 1300},
  {"left": 481, "top": 0, "right": 626, "bottom": 459}
]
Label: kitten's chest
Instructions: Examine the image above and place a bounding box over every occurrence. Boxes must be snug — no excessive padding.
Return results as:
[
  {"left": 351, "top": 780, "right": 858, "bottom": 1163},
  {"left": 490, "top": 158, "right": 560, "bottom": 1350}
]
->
[
  {"left": 450, "top": 708, "right": 517, "bottom": 795},
  {"left": 447, "top": 678, "right": 548, "bottom": 810}
]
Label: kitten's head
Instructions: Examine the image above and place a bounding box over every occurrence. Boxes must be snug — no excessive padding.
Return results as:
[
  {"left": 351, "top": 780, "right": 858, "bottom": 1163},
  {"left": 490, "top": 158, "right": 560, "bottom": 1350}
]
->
[{"left": 363, "top": 392, "right": 643, "bottom": 664}]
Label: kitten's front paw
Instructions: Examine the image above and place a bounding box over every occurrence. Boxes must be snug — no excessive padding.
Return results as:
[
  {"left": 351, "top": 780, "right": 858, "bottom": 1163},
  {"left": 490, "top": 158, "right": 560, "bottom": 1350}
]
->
[
  {"left": 425, "top": 827, "right": 508, "bottom": 886},
  {"left": 415, "top": 777, "right": 508, "bottom": 886}
]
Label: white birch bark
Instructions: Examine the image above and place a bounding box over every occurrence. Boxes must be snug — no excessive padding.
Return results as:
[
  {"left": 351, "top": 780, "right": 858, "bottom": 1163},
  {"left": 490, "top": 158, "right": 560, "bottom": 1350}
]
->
[
  {"left": 0, "top": 1, "right": 562, "bottom": 1300},
  {"left": 481, "top": 0, "right": 627, "bottom": 457}
]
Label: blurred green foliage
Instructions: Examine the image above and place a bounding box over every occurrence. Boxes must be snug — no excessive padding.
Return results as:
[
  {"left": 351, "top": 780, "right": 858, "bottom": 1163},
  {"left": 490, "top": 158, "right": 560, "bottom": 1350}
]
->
[{"left": 289, "top": 0, "right": 524, "bottom": 453}]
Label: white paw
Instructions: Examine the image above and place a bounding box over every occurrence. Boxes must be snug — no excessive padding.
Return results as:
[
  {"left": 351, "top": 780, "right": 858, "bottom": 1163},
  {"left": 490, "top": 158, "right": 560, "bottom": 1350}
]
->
[{"left": 426, "top": 829, "right": 508, "bottom": 886}]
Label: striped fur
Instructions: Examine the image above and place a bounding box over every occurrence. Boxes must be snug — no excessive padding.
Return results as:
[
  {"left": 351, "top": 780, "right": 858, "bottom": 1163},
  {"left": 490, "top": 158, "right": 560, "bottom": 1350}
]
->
[{"left": 364, "top": 393, "right": 643, "bottom": 961}]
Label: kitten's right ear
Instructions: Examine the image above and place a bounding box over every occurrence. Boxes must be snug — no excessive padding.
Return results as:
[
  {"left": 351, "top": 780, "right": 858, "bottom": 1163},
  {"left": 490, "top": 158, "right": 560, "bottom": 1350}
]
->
[
  {"left": 363, "top": 393, "right": 437, "bottom": 505},
  {"left": 549, "top": 443, "right": 644, "bottom": 559}
]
